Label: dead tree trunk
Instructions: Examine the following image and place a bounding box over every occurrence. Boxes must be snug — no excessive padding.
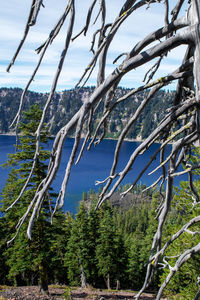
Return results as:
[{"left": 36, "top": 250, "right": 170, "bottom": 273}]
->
[
  {"left": 80, "top": 264, "right": 87, "bottom": 288},
  {"left": 106, "top": 274, "right": 111, "bottom": 290}
]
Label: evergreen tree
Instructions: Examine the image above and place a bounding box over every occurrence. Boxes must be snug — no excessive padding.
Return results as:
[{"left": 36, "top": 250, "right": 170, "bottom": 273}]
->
[
  {"left": 96, "top": 204, "right": 127, "bottom": 289},
  {"left": 86, "top": 205, "right": 101, "bottom": 287},
  {"left": 0, "top": 105, "right": 66, "bottom": 291},
  {"left": 49, "top": 211, "right": 73, "bottom": 284},
  {"left": 65, "top": 202, "right": 94, "bottom": 287},
  {"left": 140, "top": 189, "right": 162, "bottom": 290},
  {"left": 0, "top": 217, "right": 9, "bottom": 284},
  {"left": 126, "top": 229, "right": 146, "bottom": 290},
  {"left": 65, "top": 200, "right": 101, "bottom": 287},
  {"left": 159, "top": 179, "right": 200, "bottom": 299}
]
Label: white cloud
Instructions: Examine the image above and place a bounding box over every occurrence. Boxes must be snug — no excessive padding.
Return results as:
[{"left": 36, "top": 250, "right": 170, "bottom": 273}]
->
[{"left": 0, "top": 0, "right": 189, "bottom": 92}]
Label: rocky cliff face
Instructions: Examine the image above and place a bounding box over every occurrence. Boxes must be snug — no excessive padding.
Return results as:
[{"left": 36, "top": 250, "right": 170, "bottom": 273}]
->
[{"left": 0, "top": 87, "right": 173, "bottom": 139}]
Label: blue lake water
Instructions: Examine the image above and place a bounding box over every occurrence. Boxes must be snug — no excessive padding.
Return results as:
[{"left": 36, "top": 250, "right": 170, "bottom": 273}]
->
[{"left": 0, "top": 135, "right": 186, "bottom": 214}]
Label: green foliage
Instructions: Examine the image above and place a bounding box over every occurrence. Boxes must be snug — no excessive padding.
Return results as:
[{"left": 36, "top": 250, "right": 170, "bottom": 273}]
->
[
  {"left": 64, "top": 202, "right": 100, "bottom": 287},
  {"left": 0, "top": 218, "right": 9, "bottom": 284},
  {"left": 49, "top": 211, "right": 73, "bottom": 284},
  {"left": 96, "top": 204, "right": 127, "bottom": 289},
  {"left": 160, "top": 178, "right": 200, "bottom": 299},
  {"left": 126, "top": 230, "right": 146, "bottom": 289},
  {"left": 0, "top": 105, "right": 68, "bottom": 288},
  {"left": 63, "top": 286, "right": 72, "bottom": 300},
  {"left": 65, "top": 202, "right": 91, "bottom": 286}
]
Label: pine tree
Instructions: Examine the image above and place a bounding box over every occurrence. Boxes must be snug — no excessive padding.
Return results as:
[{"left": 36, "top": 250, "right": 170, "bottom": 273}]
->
[
  {"left": 96, "top": 204, "right": 127, "bottom": 289},
  {"left": 0, "top": 105, "right": 66, "bottom": 291},
  {"left": 86, "top": 205, "right": 100, "bottom": 287},
  {"left": 126, "top": 229, "right": 145, "bottom": 290},
  {"left": 64, "top": 216, "right": 81, "bottom": 286},
  {"left": 0, "top": 217, "right": 9, "bottom": 284},
  {"left": 49, "top": 211, "right": 73, "bottom": 284},
  {"left": 159, "top": 179, "right": 200, "bottom": 298},
  {"left": 65, "top": 202, "right": 91, "bottom": 287},
  {"left": 65, "top": 200, "right": 101, "bottom": 287}
]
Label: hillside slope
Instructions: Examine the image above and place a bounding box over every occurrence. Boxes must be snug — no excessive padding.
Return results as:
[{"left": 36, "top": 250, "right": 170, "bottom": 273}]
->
[{"left": 0, "top": 87, "right": 174, "bottom": 139}]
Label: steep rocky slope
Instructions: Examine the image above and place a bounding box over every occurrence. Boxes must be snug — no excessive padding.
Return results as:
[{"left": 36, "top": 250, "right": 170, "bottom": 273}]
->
[{"left": 0, "top": 87, "right": 174, "bottom": 139}]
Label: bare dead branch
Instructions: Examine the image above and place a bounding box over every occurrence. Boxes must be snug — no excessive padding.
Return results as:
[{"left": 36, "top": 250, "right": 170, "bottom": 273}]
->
[
  {"left": 164, "top": 0, "right": 169, "bottom": 27},
  {"left": 6, "top": 0, "right": 44, "bottom": 72},
  {"left": 72, "top": 0, "right": 97, "bottom": 41},
  {"left": 156, "top": 242, "right": 200, "bottom": 299},
  {"left": 98, "top": 97, "right": 199, "bottom": 206},
  {"left": 171, "top": 0, "right": 185, "bottom": 22},
  {"left": 75, "top": 108, "right": 94, "bottom": 165},
  {"left": 188, "top": 170, "right": 200, "bottom": 204}
]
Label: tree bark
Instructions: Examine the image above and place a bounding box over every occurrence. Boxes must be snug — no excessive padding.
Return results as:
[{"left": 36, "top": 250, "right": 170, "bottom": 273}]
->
[
  {"left": 194, "top": 289, "right": 200, "bottom": 300},
  {"left": 80, "top": 264, "right": 87, "bottom": 288},
  {"left": 39, "top": 265, "right": 49, "bottom": 295},
  {"left": 116, "top": 279, "right": 120, "bottom": 290},
  {"left": 107, "top": 273, "right": 111, "bottom": 290}
]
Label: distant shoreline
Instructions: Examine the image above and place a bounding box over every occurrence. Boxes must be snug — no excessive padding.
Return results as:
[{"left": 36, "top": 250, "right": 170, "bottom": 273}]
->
[
  {"left": 0, "top": 132, "right": 16, "bottom": 136},
  {"left": 0, "top": 133, "right": 166, "bottom": 145},
  {"left": 0, "top": 132, "right": 143, "bottom": 142}
]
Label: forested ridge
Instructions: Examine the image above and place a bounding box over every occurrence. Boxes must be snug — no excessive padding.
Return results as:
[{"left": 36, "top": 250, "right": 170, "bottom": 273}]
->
[
  {"left": 1, "top": 183, "right": 200, "bottom": 298},
  {"left": 0, "top": 87, "right": 173, "bottom": 139}
]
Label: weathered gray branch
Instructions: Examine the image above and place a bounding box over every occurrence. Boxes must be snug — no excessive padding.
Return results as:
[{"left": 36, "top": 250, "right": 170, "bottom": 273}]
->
[{"left": 7, "top": 0, "right": 44, "bottom": 72}]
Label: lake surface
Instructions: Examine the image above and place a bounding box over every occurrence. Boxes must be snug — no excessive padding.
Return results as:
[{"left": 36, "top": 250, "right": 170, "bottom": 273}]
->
[{"left": 0, "top": 135, "right": 186, "bottom": 214}]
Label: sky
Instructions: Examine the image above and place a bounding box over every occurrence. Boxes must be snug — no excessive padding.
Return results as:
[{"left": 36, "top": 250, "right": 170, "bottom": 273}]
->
[{"left": 0, "top": 0, "right": 188, "bottom": 92}]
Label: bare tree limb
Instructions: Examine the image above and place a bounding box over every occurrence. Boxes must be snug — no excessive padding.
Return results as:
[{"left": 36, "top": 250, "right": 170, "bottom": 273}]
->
[{"left": 7, "top": 0, "right": 44, "bottom": 72}]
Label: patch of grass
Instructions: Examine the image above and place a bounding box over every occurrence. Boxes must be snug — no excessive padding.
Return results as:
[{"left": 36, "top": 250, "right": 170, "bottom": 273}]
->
[
  {"left": 168, "top": 296, "right": 183, "bottom": 300},
  {"left": 85, "top": 285, "right": 97, "bottom": 291},
  {"left": 101, "top": 288, "right": 119, "bottom": 293},
  {"left": 63, "top": 286, "right": 71, "bottom": 300},
  {"left": 123, "top": 289, "right": 137, "bottom": 293},
  {"left": 0, "top": 286, "right": 9, "bottom": 292},
  {"left": 68, "top": 286, "right": 77, "bottom": 291},
  {"left": 49, "top": 284, "right": 66, "bottom": 289}
]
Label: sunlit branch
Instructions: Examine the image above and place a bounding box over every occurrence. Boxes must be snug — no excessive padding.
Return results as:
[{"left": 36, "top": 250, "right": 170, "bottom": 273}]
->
[
  {"left": 156, "top": 242, "right": 200, "bottom": 299},
  {"left": 6, "top": 0, "right": 44, "bottom": 72}
]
